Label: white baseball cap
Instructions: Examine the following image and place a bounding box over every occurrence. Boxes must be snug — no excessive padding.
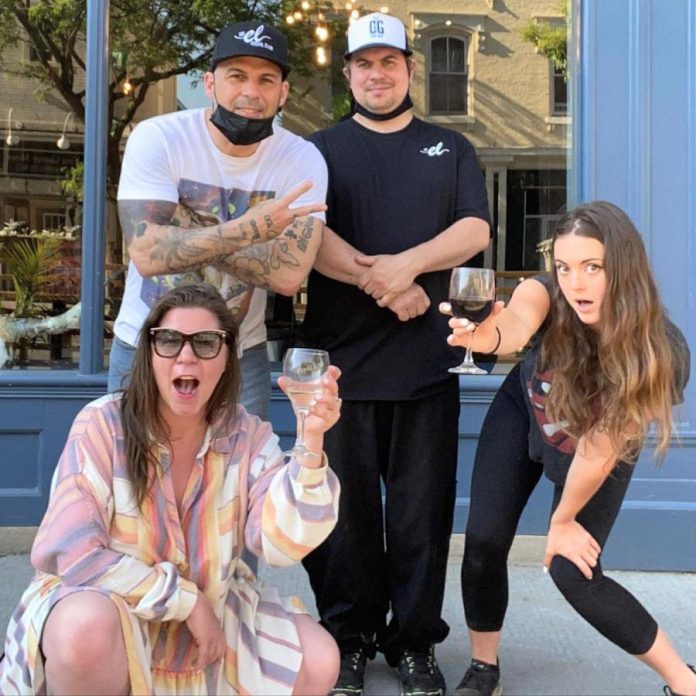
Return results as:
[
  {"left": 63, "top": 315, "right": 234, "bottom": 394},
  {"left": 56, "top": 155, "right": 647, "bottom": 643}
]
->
[{"left": 344, "top": 12, "right": 412, "bottom": 59}]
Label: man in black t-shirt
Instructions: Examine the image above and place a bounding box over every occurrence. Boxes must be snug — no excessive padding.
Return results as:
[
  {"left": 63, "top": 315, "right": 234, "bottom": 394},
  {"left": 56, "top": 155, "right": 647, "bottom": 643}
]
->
[{"left": 299, "top": 12, "right": 491, "bottom": 696}]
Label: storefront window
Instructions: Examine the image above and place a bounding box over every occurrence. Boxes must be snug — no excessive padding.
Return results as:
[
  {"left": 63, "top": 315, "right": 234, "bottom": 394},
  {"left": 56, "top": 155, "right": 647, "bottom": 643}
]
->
[{"left": 1, "top": 71, "right": 85, "bottom": 369}]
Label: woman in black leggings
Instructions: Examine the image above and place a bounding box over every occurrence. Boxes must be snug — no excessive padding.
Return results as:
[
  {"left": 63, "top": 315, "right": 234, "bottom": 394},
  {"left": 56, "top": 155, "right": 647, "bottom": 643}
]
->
[{"left": 441, "top": 201, "right": 693, "bottom": 696}]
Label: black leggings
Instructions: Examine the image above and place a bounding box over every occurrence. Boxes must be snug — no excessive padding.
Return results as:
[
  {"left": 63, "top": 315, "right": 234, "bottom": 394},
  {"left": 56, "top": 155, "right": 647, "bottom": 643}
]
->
[{"left": 461, "top": 364, "right": 659, "bottom": 656}]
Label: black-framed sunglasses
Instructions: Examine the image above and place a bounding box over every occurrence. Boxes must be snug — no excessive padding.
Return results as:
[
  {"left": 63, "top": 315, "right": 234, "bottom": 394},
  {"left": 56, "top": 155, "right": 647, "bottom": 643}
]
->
[{"left": 149, "top": 328, "right": 229, "bottom": 360}]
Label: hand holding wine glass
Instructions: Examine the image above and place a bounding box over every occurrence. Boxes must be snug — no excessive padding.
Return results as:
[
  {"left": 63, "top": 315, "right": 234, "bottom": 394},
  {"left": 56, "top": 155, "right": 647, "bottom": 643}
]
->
[
  {"left": 279, "top": 348, "right": 341, "bottom": 460},
  {"left": 447, "top": 268, "right": 496, "bottom": 375}
]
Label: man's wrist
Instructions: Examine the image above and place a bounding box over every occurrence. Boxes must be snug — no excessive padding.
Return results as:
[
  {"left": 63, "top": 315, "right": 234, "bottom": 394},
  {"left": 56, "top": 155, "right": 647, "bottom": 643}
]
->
[{"left": 400, "top": 248, "right": 422, "bottom": 278}]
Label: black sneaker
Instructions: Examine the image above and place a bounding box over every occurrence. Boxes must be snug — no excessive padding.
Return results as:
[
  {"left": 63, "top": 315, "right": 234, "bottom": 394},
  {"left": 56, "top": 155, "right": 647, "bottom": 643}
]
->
[
  {"left": 329, "top": 647, "right": 370, "bottom": 696},
  {"left": 455, "top": 659, "right": 502, "bottom": 696},
  {"left": 663, "top": 663, "right": 696, "bottom": 696},
  {"left": 395, "top": 645, "right": 446, "bottom": 696}
]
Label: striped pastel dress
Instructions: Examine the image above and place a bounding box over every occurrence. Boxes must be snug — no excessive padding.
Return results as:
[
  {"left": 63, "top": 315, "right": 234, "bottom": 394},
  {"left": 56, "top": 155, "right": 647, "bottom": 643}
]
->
[{"left": 0, "top": 394, "right": 339, "bottom": 695}]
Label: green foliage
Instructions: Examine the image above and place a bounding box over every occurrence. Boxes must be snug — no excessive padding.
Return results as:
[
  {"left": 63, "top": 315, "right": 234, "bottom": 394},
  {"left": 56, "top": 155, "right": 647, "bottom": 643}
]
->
[
  {"left": 61, "top": 162, "right": 84, "bottom": 202},
  {"left": 332, "top": 91, "right": 351, "bottom": 122},
  {"left": 520, "top": 1, "right": 569, "bottom": 79},
  {"left": 0, "top": 238, "right": 61, "bottom": 318}
]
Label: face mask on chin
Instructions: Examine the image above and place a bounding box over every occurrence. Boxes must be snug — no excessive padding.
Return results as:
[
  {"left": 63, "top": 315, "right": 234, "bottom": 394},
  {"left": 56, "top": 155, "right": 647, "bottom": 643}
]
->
[
  {"left": 353, "top": 93, "right": 413, "bottom": 122},
  {"left": 209, "top": 102, "right": 275, "bottom": 146}
]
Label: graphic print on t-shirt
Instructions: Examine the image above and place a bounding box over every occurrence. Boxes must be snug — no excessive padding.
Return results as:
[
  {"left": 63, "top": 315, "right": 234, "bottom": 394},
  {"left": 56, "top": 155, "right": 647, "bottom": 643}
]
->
[
  {"left": 139, "top": 179, "right": 275, "bottom": 324},
  {"left": 526, "top": 368, "right": 575, "bottom": 454}
]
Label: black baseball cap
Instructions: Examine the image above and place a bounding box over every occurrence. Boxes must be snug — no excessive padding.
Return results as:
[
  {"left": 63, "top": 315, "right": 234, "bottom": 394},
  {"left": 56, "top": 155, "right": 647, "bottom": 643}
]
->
[{"left": 211, "top": 21, "right": 291, "bottom": 78}]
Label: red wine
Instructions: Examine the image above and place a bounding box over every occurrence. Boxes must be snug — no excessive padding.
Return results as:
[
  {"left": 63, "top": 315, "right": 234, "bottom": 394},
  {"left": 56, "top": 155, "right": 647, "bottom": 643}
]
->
[{"left": 449, "top": 298, "right": 494, "bottom": 323}]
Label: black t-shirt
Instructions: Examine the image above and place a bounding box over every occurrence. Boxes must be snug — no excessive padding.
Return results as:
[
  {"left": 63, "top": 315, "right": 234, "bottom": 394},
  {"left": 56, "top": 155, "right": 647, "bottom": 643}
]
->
[
  {"left": 519, "top": 274, "right": 690, "bottom": 483},
  {"left": 299, "top": 117, "right": 491, "bottom": 399}
]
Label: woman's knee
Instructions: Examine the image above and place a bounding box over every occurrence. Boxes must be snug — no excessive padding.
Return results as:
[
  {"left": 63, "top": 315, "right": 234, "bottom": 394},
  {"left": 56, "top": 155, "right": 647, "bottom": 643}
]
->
[
  {"left": 463, "top": 531, "right": 511, "bottom": 574},
  {"left": 294, "top": 615, "right": 340, "bottom": 695},
  {"left": 42, "top": 591, "right": 125, "bottom": 670},
  {"left": 548, "top": 554, "right": 595, "bottom": 604}
]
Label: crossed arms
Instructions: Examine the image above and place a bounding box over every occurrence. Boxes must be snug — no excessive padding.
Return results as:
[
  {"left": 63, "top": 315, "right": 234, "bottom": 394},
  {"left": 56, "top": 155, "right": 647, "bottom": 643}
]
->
[
  {"left": 314, "top": 216, "right": 490, "bottom": 321},
  {"left": 120, "top": 181, "right": 326, "bottom": 297}
]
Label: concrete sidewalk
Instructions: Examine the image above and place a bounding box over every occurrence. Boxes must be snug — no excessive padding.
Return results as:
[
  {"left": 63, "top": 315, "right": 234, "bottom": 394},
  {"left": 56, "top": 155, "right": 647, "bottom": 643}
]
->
[{"left": 2, "top": 547, "right": 695, "bottom": 695}]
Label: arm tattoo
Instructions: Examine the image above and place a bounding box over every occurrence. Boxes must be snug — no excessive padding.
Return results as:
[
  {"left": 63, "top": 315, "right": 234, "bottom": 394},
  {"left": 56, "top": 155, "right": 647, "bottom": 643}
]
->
[
  {"left": 216, "top": 215, "right": 319, "bottom": 287},
  {"left": 120, "top": 199, "right": 258, "bottom": 273},
  {"left": 119, "top": 199, "right": 178, "bottom": 247}
]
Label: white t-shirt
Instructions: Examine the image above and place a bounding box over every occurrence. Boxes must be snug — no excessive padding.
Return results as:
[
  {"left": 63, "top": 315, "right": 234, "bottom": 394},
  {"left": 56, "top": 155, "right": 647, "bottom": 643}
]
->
[{"left": 114, "top": 108, "right": 327, "bottom": 353}]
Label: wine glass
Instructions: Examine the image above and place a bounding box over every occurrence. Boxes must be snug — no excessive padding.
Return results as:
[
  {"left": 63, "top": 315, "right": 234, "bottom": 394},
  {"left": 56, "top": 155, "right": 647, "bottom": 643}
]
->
[
  {"left": 448, "top": 268, "right": 496, "bottom": 375},
  {"left": 282, "top": 348, "right": 330, "bottom": 457}
]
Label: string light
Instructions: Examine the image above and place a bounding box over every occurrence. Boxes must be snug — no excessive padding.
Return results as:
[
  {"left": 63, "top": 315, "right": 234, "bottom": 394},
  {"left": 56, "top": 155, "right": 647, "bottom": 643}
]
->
[
  {"left": 286, "top": 1, "right": 358, "bottom": 67},
  {"left": 122, "top": 77, "right": 133, "bottom": 95}
]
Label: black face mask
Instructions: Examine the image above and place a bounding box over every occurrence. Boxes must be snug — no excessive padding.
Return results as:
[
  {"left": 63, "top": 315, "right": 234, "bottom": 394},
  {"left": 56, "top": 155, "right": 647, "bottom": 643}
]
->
[
  {"left": 353, "top": 93, "right": 413, "bottom": 122},
  {"left": 210, "top": 102, "right": 275, "bottom": 146}
]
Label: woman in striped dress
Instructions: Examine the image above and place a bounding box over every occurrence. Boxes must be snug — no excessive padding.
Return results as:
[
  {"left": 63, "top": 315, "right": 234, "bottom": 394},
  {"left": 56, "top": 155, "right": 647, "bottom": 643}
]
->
[{"left": 0, "top": 283, "right": 342, "bottom": 695}]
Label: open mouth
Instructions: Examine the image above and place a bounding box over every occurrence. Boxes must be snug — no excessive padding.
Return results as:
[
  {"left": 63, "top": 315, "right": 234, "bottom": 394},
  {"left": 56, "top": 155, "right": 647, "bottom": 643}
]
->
[
  {"left": 575, "top": 300, "right": 594, "bottom": 311},
  {"left": 173, "top": 377, "right": 199, "bottom": 395}
]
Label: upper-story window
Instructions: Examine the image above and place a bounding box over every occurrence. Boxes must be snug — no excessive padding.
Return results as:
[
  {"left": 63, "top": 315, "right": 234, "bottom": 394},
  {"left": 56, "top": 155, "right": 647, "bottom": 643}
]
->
[
  {"left": 553, "top": 65, "right": 567, "bottom": 115},
  {"left": 429, "top": 35, "right": 468, "bottom": 115}
]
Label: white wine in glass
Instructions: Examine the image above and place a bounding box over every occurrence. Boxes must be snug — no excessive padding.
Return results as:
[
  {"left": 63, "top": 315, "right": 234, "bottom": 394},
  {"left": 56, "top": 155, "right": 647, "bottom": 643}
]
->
[
  {"left": 283, "top": 348, "right": 330, "bottom": 457},
  {"left": 448, "top": 267, "right": 496, "bottom": 375}
]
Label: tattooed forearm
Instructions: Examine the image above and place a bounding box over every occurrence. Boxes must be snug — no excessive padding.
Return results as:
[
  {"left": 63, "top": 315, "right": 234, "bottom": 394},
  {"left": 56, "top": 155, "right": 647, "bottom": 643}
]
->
[
  {"left": 217, "top": 238, "right": 301, "bottom": 288},
  {"left": 239, "top": 219, "right": 262, "bottom": 242},
  {"left": 292, "top": 215, "right": 314, "bottom": 253},
  {"left": 120, "top": 198, "right": 271, "bottom": 276},
  {"left": 215, "top": 215, "right": 322, "bottom": 290},
  {"left": 119, "top": 199, "right": 178, "bottom": 247}
]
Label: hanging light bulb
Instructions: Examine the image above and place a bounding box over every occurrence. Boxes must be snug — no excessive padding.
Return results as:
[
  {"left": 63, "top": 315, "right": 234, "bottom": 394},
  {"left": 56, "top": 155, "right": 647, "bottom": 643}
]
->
[
  {"left": 301, "top": 0, "right": 310, "bottom": 9},
  {"left": 5, "top": 108, "right": 19, "bottom": 146},
  {"left": 350, "top": 9, "right": 359, "bottom": 18},
  {"left": 380, "top": 6, "right": 389, "bottom": 13},
  {"left": 293, "top": 10, "right": 302, "bottom": 20},
  {"left": 286, "top": 14, "right": 295, "bottom": 24},
  {"left": 316, "top": 25, "right": 329, "bottom": 42},
  {"left": 56, "top": 112, "right": 74, "bottom": 150},
  {"left": 122, "top": 76, "right": 133, "bottom": 95},
  {"left": 316, "top": 46, "right": 327, "bottom": 66},
  {"left": 345, "top": 2, "right": 353, "bottom": 10}
]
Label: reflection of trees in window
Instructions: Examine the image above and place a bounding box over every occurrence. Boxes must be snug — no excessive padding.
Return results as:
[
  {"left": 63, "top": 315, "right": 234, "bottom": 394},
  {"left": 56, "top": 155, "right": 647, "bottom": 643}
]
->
[
  {"left": 521, "top": 6, "right": 568, "bottom": 116},
  {"left": 429, "top": 36, "right": 468, "bottom": 114}
]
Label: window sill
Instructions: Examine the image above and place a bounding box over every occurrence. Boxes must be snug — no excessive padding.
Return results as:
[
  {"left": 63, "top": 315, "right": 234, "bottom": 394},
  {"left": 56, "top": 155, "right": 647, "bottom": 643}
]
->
[{"left": 545, "top": 115, "right": 570, "bottom": 131}]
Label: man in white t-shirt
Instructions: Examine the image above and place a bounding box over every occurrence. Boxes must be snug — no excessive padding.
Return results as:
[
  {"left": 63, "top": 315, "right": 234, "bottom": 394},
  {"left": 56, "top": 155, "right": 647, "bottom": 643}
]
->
[{"left": 108, "top": 20, "right": 328, "bottom": 420}]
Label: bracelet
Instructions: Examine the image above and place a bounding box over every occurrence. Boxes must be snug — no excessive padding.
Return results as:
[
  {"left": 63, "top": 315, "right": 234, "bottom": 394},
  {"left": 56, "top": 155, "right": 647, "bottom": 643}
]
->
[{"left": 484, "top": 326, "right": 502, "bottom": 354}]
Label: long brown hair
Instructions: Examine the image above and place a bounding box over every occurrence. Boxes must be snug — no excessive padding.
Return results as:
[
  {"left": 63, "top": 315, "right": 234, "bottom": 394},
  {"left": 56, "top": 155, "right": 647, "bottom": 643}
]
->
[
  {"left": 120, "top": 284, "right": 240, "bottom": 506},
  {"left": 541, "top": 201, "right": 677, "bottom": 461}
]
